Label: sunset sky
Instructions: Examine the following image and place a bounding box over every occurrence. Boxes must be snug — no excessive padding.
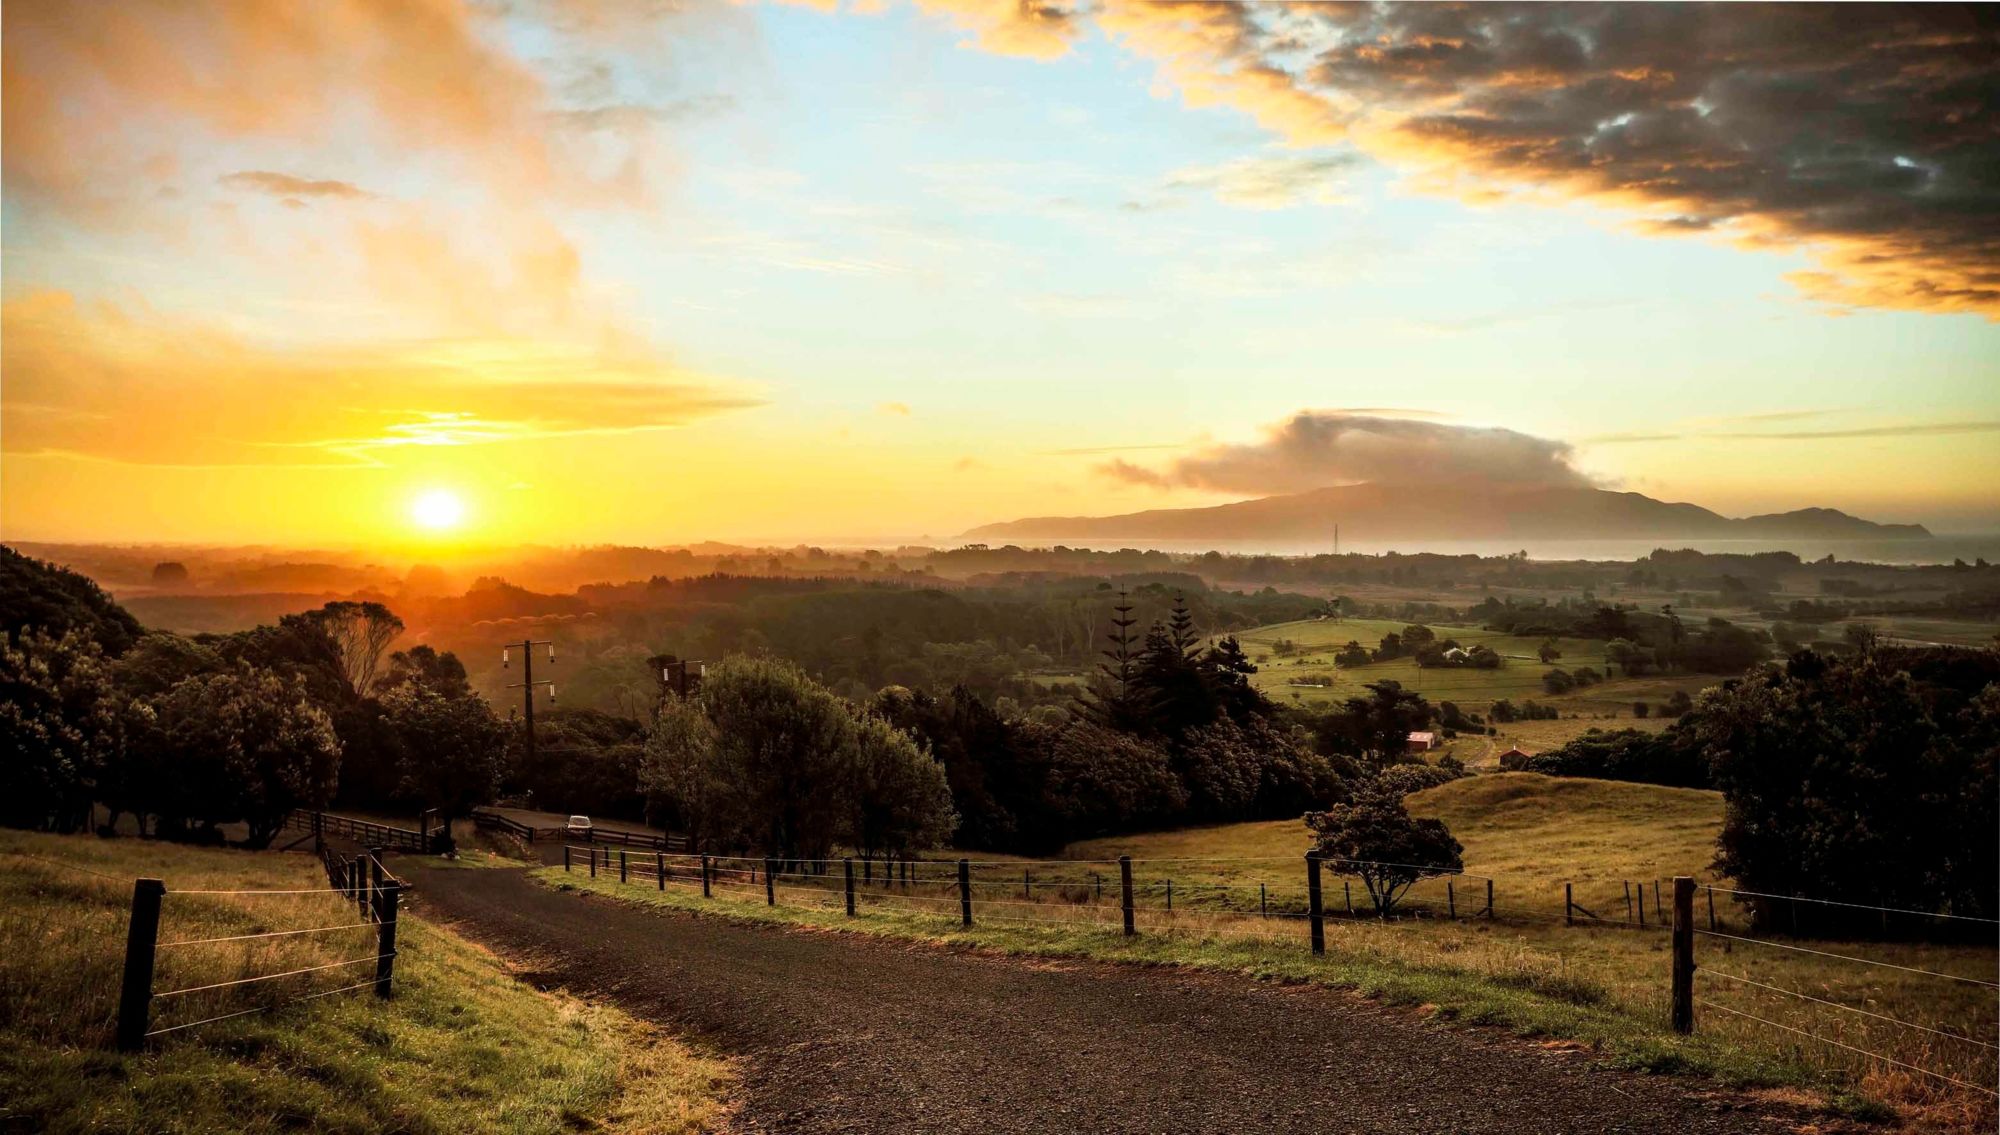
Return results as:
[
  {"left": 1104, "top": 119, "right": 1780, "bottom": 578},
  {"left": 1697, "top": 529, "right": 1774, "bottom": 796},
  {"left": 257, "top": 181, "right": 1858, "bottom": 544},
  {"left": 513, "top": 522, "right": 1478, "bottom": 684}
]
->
[{"left": 4, "top": 1, "right": 1997, "bottom": 548}]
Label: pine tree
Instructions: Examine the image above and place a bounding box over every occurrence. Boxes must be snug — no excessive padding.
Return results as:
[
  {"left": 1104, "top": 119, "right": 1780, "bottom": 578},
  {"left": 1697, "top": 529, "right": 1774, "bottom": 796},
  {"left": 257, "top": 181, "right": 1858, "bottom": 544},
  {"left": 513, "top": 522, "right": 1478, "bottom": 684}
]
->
[
  {"left": 1165, "top": 593, "right": 1199, "bottom": 657},
  {"left": 1099, "top": 590, "right": 1139, "bottom": 695}
]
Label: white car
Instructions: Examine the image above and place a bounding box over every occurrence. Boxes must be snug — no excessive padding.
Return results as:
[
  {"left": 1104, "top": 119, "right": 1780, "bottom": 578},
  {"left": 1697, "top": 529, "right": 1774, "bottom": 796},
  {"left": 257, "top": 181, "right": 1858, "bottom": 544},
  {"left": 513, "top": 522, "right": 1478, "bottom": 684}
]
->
[{"left": 565, "top": 815, "right": 592, "bottom": 838}]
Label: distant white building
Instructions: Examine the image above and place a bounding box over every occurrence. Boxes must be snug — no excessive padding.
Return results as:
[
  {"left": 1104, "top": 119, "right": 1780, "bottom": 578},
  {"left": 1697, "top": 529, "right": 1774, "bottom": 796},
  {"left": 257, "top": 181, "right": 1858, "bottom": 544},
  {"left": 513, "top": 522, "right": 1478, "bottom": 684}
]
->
[{"left": 1406, "top": 731, "right": 1438, "bottom": 753}]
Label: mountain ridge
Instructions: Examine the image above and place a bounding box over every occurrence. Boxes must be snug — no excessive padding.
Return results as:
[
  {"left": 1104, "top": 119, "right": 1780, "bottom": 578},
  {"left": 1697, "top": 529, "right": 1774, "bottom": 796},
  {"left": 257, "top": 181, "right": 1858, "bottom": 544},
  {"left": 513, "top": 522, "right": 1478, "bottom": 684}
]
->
[{"left": 966, "top": 484, "right": 1932, "bottom": 545}]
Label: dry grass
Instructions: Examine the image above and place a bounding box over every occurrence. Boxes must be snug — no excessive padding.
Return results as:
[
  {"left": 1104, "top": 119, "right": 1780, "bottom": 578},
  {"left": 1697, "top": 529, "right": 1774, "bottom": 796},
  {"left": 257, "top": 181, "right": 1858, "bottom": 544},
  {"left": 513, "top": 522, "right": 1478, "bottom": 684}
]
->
[{"left": 0, "top": 829, "right": 731, "bottom": 1135}]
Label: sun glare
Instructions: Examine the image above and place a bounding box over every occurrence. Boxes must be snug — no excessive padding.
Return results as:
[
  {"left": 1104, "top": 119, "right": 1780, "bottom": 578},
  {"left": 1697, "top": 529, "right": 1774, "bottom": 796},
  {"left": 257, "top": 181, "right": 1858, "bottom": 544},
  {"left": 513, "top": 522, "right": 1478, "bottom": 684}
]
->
[{"left": 410, "top": 489, "right": 467, "bottom": 531}]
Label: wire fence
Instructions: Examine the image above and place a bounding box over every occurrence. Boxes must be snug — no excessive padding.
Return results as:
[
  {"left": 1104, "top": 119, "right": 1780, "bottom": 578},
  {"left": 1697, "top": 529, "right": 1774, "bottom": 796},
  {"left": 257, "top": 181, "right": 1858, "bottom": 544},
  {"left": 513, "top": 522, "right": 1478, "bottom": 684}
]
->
[
  {"left": 106, "top": 845, "right": 407, "bottom": 1049},
  {"left": 558, "top": 844, "right": 1998, "bottom": 1110}
]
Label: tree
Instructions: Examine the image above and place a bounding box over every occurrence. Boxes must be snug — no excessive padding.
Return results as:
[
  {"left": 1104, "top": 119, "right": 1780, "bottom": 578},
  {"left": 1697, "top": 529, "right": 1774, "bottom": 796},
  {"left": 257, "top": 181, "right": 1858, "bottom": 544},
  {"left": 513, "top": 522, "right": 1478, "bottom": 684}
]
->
[
  {"left": 1334, "top": 640, "right": 1371, "bottom": 668},
  {"left": 1305, "top": 791, "right": 1463, "bottom": 915},
  {"left": 1312, "top": 681, "right": 1432, "bottom": 767},
  {"left": 0, "top": 545, "right": 144, "bottom": 656},
  {"left": 641, "top": 657, "right": 857, "bottom": 863},
  {"left": 1538, "top": 638, "right": 1563, "bottom": 664},
  {"left": 292, "top": 601, "right": 405, "bottom": 699},
  {"left": 1843, "top": 622, "right": 1882, "bottom": 654},
  {"left": 1604, "top": 638, "right": 1650, "bottom": 676},
  {"left": 1541, "top": 668, "right": 1574, "bottom": 695},
  {"left": 142, "top": 668, "right": 340, "bottom": 847},
  {"left": 1661, "top": 689, "right": 1694, "bottom": 718},
  {"left": 0, "top": 629, "right": 126, "bottom": 832},
  {"left": 382, "top": 644, "right": 472, "bottom": 697},
  {"left": 848, "top": 714, "right": 955, "bottom": 864},
  {"left": 380, "top": 681, "right": 505, "bottom": 832},
  {"left": 150, "top": 562, "right": 190, "bottom": 587},
  {"left": 1632, "top": 701, "right": 1651, "bottom": 718},
  {"left": 1688, "top": 648, "right": 2000, "bottom": 929}
]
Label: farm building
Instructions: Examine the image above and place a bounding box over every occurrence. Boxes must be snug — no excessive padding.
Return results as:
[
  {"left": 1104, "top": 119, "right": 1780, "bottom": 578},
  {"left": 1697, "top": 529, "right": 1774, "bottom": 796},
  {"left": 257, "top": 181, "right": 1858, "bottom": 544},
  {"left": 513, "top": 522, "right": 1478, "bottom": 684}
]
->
[
  {"left": 1406, "top": 731, "right": 1438, "bottom": 753},
  {"left": 1497, "top": 746, "right": 1535, "bottom": 770}
]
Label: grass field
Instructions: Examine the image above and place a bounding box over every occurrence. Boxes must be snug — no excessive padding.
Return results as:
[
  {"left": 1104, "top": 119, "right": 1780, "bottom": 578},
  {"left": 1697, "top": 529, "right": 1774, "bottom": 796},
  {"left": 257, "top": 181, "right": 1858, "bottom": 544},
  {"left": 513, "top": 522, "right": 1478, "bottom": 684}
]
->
[
  {"left": 0, "top": 830, "right": 731, "bottom": 1135},
  {"left": 1231, "top": 616, "right": 1724, "bottom": 757},
  {"left": 549, "top": 773, "right": 1995, "bottom": 1129}
]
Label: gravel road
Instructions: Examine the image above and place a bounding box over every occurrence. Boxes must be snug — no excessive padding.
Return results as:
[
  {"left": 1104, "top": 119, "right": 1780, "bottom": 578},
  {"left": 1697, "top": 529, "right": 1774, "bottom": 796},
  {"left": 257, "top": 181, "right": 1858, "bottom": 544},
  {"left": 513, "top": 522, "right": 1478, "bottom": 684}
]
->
[{"left": 414, "top": 867, "right": 1840, "bottom": 1135}]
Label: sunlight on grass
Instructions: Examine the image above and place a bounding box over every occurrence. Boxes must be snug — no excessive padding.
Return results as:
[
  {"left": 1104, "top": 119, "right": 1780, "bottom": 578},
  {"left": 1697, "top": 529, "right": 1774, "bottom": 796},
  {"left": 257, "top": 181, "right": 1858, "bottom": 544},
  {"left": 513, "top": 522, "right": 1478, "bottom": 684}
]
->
[{"left": 0, "top": 830, "right": 731, "bottom": 1135}]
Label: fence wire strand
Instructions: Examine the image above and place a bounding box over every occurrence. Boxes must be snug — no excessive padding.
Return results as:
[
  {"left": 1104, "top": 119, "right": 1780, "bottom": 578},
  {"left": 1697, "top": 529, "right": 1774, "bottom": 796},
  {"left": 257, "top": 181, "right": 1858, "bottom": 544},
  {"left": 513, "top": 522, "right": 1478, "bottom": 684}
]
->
[
  {"left": 157, "top": 922, "right": 377, "bottom": 948},
  {"left": 154, "top": 953, "right": 393, "bottom": 998},
  {"left": 144, "top": 978, "right": 379, "bottom": 1039},
  {"left": 1696, "top": 998, "right": 1998, "bottom": 1097},
  {"left": 1701, "top": 969, "right": 1999, "bottom": 1050},
  {"left": 1695, "top": 929, "right": 2000, "bottom": 988}
]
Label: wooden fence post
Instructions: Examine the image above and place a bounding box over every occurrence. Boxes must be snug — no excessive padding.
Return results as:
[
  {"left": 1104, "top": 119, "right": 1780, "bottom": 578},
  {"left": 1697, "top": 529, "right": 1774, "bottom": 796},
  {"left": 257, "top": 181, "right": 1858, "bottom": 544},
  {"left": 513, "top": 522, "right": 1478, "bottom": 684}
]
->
[
  {"left": 1260, "top": 882, "right": 1267, "bottom": 919},
  {"left": 1307, "top": 853, "right": 1325, "bottom": 955},
  {"left": 958, "top": 858, "right": 973, "bottom": 927},
  {"left": 1565, "top": 882, "right": 1573, "bottom": 926},
  {"left": 701, "top": 855, "right": 712, "bottom": 898},
  {"left": 1344, "top": 879, "right": 1352, "bottom": 916},
  {"left": 376, "top": 881, "right": 400, "bottom": 999},
  {"left": 764, "top": 858, "right": 777, "bottom": 906},
  {"left": 1119, "top": 856, "right": 1134, "bottom": 936},
  {"left": 845, "top": 857, "right": 856, "bottom": 917},
  {"left": 1023, "top": 868, "right": 1030, "bottom": 900},
  {"left": 619, "top": 851, "right": 628, "bottom": 884},
  {"left": 1671, "top": 876, "right": 1695, "bottom": 1034},
  {"left": 1623, "top": 880, "right": 1632, "bottom": 923},
  {"left": 564, "top": 845, "right": 571, "bottom": 872},
  {"left": 589, "top": 849, "right": 597, "bottom": 879},
  {"left": 116, "top": 878, "right": 164, "bottom": 1051},
  {"left": 1166, "top": 879, "right": 1173, "bottom": 912},
  {"left": 1654, "top": 879, "right": 1663, "bottom": 924},
  {"left": 1636, "top": 880, "right": 1646, "bottom": 928},
  {"left": 1447, "top": 879, "right": 1456, "bottom": 919},
  {"left": 1706, "top": 885, "right": 1717, "bottom": 931},
  {"left": 368, "top": 847, "right": 386, "bottom": 922},
  {"left": 656, "top": 852, "right": 664, "bottom": 891},
  {"left": 1485, "top": 878, "right": 1494, "bottom": 919}
]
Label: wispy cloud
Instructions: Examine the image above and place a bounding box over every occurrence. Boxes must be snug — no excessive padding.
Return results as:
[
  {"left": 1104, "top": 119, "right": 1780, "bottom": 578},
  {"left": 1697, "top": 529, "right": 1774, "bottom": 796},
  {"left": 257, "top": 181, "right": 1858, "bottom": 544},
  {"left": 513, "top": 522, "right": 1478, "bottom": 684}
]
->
[
  {"left": 220, "top": 171, "right": 372, "bottom": 201},
  {"left": 0, "top": 291, "right": 759, "bottom": 468}
]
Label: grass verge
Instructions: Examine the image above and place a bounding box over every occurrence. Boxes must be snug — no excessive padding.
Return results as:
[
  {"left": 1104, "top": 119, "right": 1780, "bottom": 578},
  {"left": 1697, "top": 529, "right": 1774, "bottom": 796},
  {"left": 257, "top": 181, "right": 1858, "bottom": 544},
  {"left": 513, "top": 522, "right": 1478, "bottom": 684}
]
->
[
  {"left": 0, "top": 829, "right": 731, "bottom": 1135},
  {"left": 530, "top": 861, "right": 1868, "bottom": 1110}
]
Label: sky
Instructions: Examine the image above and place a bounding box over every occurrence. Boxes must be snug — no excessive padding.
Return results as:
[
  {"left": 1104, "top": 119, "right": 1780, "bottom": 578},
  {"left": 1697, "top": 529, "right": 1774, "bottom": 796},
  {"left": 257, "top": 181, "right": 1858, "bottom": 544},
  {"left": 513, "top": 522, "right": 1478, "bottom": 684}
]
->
[{"left": 3, "top": 0, "right": 1997, "bottom": 549}]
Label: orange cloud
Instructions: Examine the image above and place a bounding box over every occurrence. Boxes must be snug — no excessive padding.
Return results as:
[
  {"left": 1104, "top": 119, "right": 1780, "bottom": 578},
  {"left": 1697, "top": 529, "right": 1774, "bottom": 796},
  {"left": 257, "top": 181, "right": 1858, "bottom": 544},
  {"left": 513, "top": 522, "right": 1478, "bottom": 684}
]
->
[
  {"left": 1096, "top": 0, "right": 1346, "bottom": 147},
  {"left": 0, "top": 292, "right": 760, "bottom": 468},
  {"left": 1, "top": 0, "right": 558, "bottom": 219},
  {"left": 913, "top": 0, "right": 1085, "bottom": 61}
]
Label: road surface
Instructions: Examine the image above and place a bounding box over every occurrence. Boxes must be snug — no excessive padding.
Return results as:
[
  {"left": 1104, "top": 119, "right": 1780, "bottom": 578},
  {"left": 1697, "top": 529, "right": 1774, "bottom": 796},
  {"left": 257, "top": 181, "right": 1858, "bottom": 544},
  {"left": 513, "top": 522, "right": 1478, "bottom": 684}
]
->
[{"left": 413, "top": 867, "right": 1837, "bottom": 1135}]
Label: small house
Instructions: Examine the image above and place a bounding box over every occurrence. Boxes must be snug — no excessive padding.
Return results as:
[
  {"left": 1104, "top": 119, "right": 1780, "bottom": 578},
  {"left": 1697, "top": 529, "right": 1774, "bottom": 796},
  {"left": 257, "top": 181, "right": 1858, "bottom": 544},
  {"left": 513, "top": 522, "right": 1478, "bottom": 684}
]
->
[
  {"left": 1498, "top": 746, "right": 1534, "bottom": 770},
  {"left": 1406, "top": 731, "right": 1437, "bottom": 753}
]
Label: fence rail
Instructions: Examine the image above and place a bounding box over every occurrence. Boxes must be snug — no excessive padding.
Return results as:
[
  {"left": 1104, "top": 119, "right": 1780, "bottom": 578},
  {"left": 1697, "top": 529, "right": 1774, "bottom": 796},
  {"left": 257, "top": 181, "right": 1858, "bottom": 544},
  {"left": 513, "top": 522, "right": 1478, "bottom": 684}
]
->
[
  {"left": 282, "top": 809, "right": 440, "bottom": 854},
  {"left": 470, "top": 808, "right": 687, "bottom": 850}
]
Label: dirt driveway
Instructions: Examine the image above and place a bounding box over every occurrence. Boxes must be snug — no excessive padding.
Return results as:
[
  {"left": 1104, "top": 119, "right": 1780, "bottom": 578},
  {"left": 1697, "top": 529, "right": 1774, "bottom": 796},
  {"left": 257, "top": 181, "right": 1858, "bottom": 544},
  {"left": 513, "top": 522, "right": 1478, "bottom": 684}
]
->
[{"left": 413, "top": 867, "right": 1838, "bottom": 1135}]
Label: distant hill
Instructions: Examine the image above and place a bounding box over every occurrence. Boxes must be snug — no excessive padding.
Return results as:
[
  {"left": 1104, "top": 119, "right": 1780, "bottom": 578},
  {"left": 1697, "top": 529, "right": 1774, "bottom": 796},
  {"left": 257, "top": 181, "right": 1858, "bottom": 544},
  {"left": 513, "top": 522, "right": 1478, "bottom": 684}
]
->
[{"left": 966, "top": 484, "right": 1932, "bottom": 545}]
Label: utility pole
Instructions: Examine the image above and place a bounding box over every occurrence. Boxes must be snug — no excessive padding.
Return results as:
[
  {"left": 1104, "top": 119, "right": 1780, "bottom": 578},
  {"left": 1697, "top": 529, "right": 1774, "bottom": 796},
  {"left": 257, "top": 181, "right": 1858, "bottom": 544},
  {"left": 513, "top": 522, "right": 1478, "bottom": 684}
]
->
[
  {"left": 503, "top": 639, "right": 556, "bottom": 767},
  {"left": 659, "top": 657, "right": 707, "bottom": 698}
]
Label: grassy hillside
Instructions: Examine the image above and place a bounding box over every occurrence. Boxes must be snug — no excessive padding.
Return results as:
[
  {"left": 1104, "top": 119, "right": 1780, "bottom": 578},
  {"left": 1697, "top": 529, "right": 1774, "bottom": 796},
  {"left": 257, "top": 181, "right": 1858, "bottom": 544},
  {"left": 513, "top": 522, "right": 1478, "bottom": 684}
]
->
[
  {"left": 0, "top": 831, "right": 730, "bottom": 1135},
  {"left": 1024, "top": 774, "right": 1993, "bottom": 1126}
]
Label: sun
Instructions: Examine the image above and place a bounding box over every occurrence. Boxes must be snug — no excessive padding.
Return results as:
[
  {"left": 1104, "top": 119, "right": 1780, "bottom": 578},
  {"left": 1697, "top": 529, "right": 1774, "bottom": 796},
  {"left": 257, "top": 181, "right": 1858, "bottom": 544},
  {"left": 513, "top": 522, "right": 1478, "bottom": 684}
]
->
[{"left": 409, "top": 488, "right": 467, "bottom": 532}]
